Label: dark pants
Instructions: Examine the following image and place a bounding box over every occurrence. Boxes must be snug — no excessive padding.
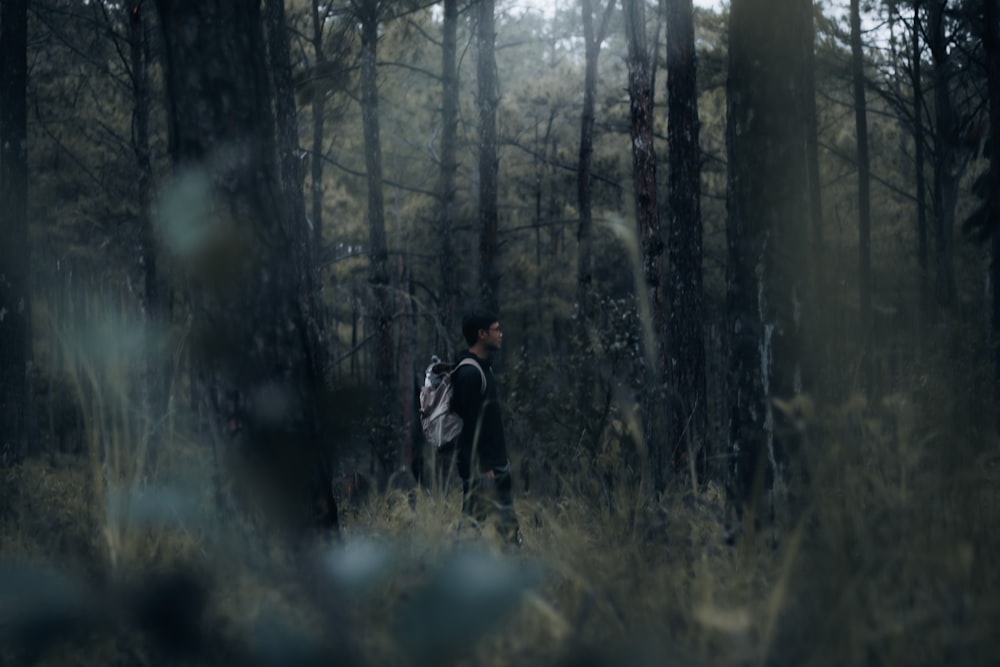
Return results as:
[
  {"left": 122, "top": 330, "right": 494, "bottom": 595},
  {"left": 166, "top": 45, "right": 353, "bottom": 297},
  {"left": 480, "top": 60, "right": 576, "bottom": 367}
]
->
[{"left": 462, "top": 466, "right": 521, "bottom": 546}]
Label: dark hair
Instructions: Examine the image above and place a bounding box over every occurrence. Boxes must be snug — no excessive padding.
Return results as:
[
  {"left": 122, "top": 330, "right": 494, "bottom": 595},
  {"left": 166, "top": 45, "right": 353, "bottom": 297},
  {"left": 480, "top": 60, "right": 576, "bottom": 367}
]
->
[{"left": 462, "top": 310, "right": 499, "bottom": 346}]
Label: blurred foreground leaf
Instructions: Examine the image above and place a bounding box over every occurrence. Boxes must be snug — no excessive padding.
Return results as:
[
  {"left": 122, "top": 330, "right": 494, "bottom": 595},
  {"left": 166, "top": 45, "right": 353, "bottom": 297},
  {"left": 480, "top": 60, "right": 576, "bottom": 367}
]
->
[
  {"left": 319, "top": 536, "right": 397, "bottom": 597},
  {"left": 106, "top": 484, "right": 205, "bottom": 528},
  {"left": 248, "top": 610, "right": 331, "bottom": 667},
  {"left": 155, "top": 167, "right": 215, "bottom": 258},
  {"left": 395, "top": 548, "right": 541, "bottom": 664},
  {"left": 0, "top": 560, "right": 99, "bottom": 659}
]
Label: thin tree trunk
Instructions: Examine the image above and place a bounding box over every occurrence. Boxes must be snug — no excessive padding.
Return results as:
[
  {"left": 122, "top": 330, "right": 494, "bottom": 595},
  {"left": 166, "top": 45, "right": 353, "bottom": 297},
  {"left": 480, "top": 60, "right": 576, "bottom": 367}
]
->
[
  {"left": 666, "top": 0, "right": 707, "bottom": 487},
  {"left": 438, "top": 0, "right": 459, "bottom": 347},
  {"left": 128, "top": 1, "right": 155, "bottom": 326},
  {"left": 912, "top": 0, "right": 930, "bottom": 338},
  {"left": 985, "top": 0, "right": 1000, "bottom": 429},
  {"left": 310, "top": 0, "right": 327, "bottom": 255},
  {"left": 929, "top": 0, "right": 958, "bottom": 315},
  {"left": 804, "top": 0, "right": 823, "bottom": 271},
  {"left": 126, "top": 0, "right": 168, "bottom": 469},
  {"left": 575, "top": 0, "right": 615, "bottom": 423},
  {"left": 802, "top": 0, "right": 826, "bottom": 399},
  {"left": 397, "top": 253, "right": 417, "bottom": 477},
  {"left": 623, "top": 0, "right": 666, "bottom": 487},
  {"left": 851, "top": 0, "right": 873, "bottom": 395},
  {"left": 577, "top": 0, "right": 598, "bottom": 326},
  {"left": 0, "top": 0, "right": 29, "bottom": 463},
  {"left": 478, "top": 0, "right": 500, "bottom": 313},
  {"left": 359, "top": 4, "right": 398, "bottom": 484},
  {"left": 534, "top": 121, "right": 544, "bottom": 334},
  {"left": 534, "top": 110, "right": 558, "bottom": 338}
]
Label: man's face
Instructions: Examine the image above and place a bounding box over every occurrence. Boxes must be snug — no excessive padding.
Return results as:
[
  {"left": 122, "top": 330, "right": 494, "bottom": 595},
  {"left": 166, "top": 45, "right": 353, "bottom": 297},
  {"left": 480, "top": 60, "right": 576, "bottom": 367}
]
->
[{"left": 481, "top": 321, "right": 503, "bottom": 351}]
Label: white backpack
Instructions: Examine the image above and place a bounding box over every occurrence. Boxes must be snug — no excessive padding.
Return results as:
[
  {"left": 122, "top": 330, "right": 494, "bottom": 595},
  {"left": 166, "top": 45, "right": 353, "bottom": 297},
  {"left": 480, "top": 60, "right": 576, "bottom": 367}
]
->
[{"left": 418, "top": 355, "right": 486, "bottom": 449}]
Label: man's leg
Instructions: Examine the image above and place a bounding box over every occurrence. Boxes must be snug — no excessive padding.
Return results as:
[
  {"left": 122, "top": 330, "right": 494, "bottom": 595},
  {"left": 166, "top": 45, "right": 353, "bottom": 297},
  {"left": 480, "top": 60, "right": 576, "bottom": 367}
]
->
[
  {"left": 493, "top": 468, "right": 522, "bottom": 547},
  {"left": 462, "top": 476, "right": 491, "bottom": 525}
]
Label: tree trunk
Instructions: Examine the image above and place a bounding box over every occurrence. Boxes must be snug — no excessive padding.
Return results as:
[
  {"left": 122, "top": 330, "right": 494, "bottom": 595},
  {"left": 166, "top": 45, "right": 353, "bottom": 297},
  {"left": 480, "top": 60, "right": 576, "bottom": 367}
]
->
[
  {"left": 665, "top": 0, "right": 707, "bottom": 487},
  {"left": 575, "top": 0, "right": 614, "bottom": 327},
  {"left": 310, "top": 0, "right": 327, "bottom": 256},
  {"left": 725, "top": 0, "right": 811, "bottom": 514},
  {"left": 928, "top": 0, "right": 958, "bottom": 315},
  {"left": 851, "top": 0, "right": 873, "bottom": 396},
  {"left": 264, "top": 0, "right": 335, "bottom": 527},
  {"left": 912, "top": 0, "right": 930, "bottom": 338},
  {"left": 623, "top": 0, "right": 666, "bottom": 487},
  {"left": 126, "top": 0, "right": 169, "bottom": 467},
  {"left": 154, "top": 0, "right": 337, "bottom": 536},
  {"left": 0, "top": 0, "right": 29, "bottom": 463},
  {"left": 477, "top": 0, "right": 500, "bottom": 314},
  {"left": 359, "top": 3, "right": 398, "bottom": 484},
  {"left": 397, "top": 255, "right": 417, "bottom": 477},
  {"left": 128, "top": 0, "right": 156, "bottom": 334},
  {"left": 575, "top": 0, "right": 615, "bottom": 423},
  {"left": 534, "top": 110, "right": 558, "bottom": 340},
  {"left": 438, "top": 0, "right": 460, "bottom": 348},
  {"left": 266, "top": 0, "right": 325, "bottom": 355},
  {"left": 804, "top": 0, "right": 823, "bottom": 273},
  {"left": 985, "top": 0, "right": 1000, "bottom": 429},
  {"left": 802, "top": 0, "right": 826, "bottom": 399}
]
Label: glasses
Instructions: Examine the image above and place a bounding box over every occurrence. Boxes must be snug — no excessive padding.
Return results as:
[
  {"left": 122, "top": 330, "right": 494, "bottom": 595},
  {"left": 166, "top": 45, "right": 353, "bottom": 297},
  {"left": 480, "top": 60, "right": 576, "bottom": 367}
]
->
[{"left": 488, "top": 325, "right": 502, "bottom": 333}]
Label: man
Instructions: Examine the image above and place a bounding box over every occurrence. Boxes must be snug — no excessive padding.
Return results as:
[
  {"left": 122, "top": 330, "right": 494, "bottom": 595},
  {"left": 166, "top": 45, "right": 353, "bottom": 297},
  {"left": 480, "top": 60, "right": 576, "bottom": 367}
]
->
[{"left": 451, "top": 310, "right": 521, "bottom": 547}]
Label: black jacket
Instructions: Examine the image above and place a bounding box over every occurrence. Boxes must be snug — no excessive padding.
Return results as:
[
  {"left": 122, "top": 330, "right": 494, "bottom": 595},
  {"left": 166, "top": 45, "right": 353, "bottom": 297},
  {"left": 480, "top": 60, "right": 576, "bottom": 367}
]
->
[{"left": 451, "top": 351, "right": 508, "bottom": 478}]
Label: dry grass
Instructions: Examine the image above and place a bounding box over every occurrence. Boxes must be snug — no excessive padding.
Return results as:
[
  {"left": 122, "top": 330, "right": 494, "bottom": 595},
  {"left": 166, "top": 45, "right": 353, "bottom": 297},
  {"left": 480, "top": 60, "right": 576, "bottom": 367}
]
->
[
  {"left": 4, "top": 392, "right": 998, "bottom": 667},
  {"left": 3, "top": 294, "right": 999, "bottom": 666}
]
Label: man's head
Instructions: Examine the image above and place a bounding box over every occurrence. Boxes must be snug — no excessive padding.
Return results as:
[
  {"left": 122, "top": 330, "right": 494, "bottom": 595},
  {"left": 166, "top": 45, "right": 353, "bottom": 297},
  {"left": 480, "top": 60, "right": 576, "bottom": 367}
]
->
[{"left": 462, "top": 309, "right": 502, "bottom": 351}]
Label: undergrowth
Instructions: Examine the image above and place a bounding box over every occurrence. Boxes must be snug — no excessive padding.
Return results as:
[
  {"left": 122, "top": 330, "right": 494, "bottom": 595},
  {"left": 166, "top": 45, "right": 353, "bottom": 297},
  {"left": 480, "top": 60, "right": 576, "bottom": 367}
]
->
[
  {"left": 3, "top": 392, "right": 998, "bottom": 667},
  {"left": 2, "top": 293, "right": 999, "bottom": 666}
]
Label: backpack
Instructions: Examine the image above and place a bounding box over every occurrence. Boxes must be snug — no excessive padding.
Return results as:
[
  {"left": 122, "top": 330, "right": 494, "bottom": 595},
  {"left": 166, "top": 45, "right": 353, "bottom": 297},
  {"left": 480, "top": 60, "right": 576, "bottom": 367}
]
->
[{"left": 419, "top": 355, "right": 486, "bottom": 450}]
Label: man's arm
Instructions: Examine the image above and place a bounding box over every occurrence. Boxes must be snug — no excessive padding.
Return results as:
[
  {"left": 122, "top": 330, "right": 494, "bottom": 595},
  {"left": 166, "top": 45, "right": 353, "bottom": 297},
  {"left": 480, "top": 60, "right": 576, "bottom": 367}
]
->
[{"left": 451, "top": 364, "right": 484, "bottom": 426}]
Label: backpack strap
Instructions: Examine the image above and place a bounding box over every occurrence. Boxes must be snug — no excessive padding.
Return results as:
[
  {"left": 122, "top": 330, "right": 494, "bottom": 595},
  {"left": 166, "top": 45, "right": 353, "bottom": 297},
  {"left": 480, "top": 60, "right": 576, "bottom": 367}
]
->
[{"left": 455, "top": 358, "right": 487, "bottom": 396}]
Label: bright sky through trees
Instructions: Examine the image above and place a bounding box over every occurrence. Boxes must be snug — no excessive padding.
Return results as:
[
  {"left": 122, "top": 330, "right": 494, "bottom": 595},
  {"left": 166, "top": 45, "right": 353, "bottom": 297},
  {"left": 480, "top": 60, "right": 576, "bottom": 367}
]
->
[{"left": 510, "top": 0, "right": 728, "bottom": 18}]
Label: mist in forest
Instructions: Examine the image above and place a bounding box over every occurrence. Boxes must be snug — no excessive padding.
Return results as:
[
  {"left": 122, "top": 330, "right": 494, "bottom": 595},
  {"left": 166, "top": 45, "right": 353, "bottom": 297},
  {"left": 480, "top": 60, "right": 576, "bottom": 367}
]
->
[{"left": 1, "top": 0, "right": 998, "bottom": 665}]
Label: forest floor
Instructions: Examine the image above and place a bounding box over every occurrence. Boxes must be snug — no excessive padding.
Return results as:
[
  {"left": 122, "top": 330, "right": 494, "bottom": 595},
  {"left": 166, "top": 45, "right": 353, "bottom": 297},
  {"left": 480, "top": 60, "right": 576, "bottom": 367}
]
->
[{"left": 2, "top": 410, "right": 1000, "bottom": 667}]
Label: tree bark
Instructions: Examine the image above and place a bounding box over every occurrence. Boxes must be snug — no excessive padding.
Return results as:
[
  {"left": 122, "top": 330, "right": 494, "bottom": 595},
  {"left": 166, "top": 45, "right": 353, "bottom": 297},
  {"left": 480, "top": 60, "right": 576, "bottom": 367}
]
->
[
  {"left": 623, "top": 0, "right": 666, "bottom": 487},
  {"left": 264, "top": 0, "right": 335, "bottom": 527},
  {"left": 666, "top": 0, "right": 707, "bottom": 487},
  {"left": 804, "top": 0, "right": 824, "bottom": 274},
  {"left": 0, "top": 0, "right": 29, "bottom": 463},
  {"left": 438, "top": 0, "right": 460, "bottom": 348},
  {"left": 912, "top": 0, "right": 930, "bottom": 337},
  {"left": 575, "top": 0, "right": 615, "bottom": 423},
  {"left": 358, "top": 1, "right": 398, "bottom": 484},
  {"left": 310, "top": 0, "right": 328, "bottom": 256},
  {"left": 154, "top": 0, "right": 336, "bottom": 535},
  {"left": 802, "top": 0, "right": 826, "bottom": 400},
  {"left": 127, "top": 1, "right": 156, "bottom": 336},
  {"left": 851, "top": 0, "right": 873, "bottom": 395},
  {"left": 575, "top": 0, "right": 615, "bottom": 327},
  {"left": 125, "top": 0, "right": 169, "bottom": 467},
  {"left": 725, "top": 0, "right": 811, "bottom": 513},
  {"left": 985, "top": 0, "right": 1000, "bottom": 429},
  {"left": 928, "top": 0, "right": 958, "bottom": 315},
  {"left": 478, "top": 0, "right": 500, "bottom": 314}
]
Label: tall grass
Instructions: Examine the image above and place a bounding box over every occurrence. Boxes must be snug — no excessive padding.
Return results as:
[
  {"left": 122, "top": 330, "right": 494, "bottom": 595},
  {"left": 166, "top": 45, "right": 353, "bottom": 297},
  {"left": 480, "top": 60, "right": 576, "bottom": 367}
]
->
[
  {"left": 2, "top": 286, "right": 999, "bottom": 666},
  {"left": 3, "top": 285, "right": 204, "bottom": 573}
]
